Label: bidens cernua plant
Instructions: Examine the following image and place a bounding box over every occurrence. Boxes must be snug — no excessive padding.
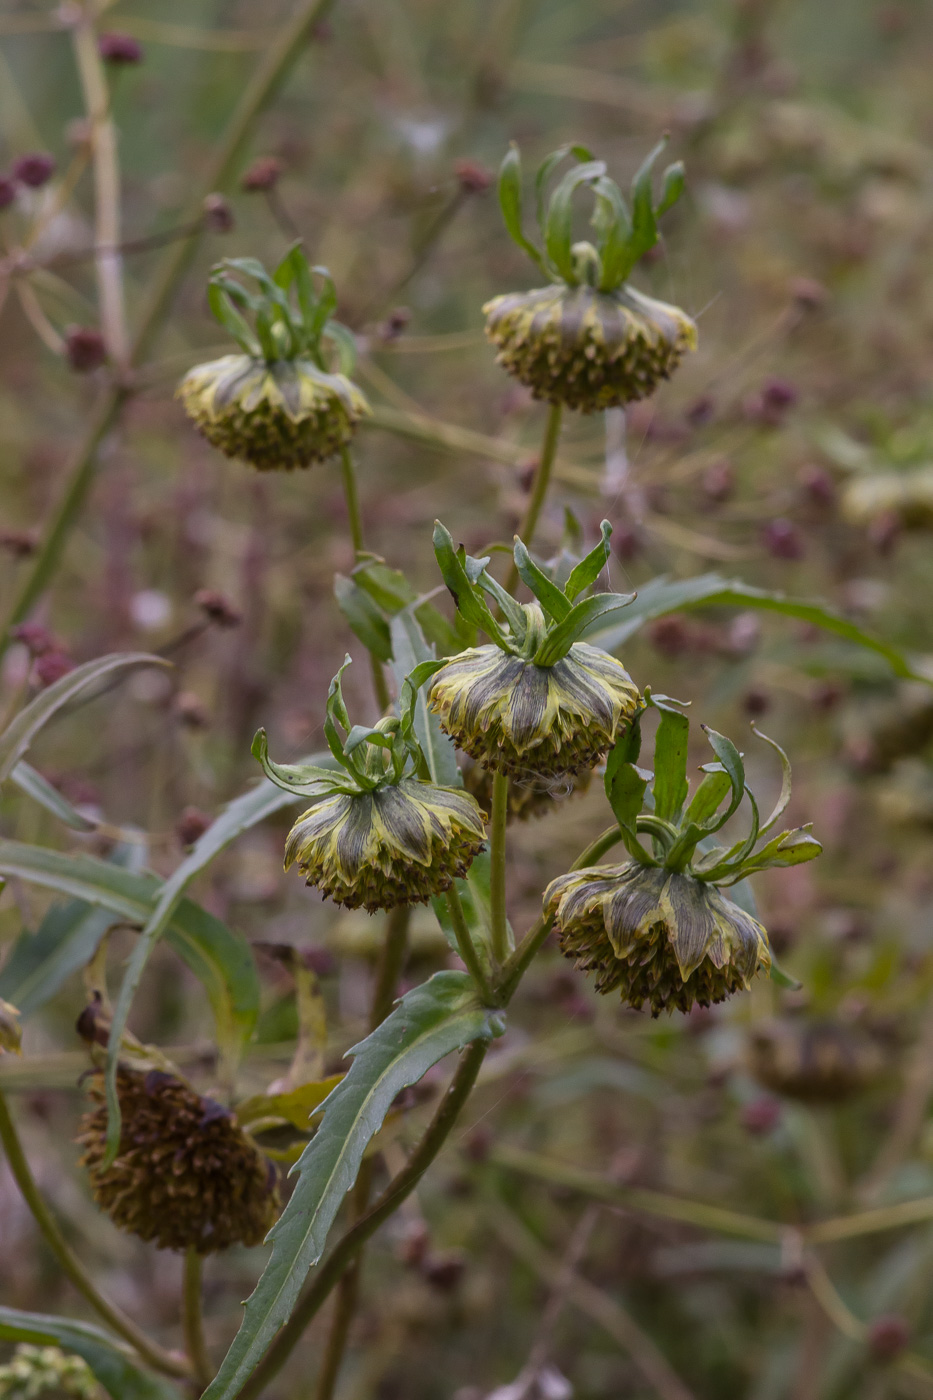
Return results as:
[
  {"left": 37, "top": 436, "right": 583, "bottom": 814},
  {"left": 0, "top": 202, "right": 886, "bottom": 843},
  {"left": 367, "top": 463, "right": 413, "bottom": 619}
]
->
[
  {"left": 547, "top": 701, "right": 821, "bottom": 1015},
  {"left": 177, "top": 244, "right": 369, "bottom": 471},
  {"left": 484, "top": 139, "right": 697, "bottom": 411}
]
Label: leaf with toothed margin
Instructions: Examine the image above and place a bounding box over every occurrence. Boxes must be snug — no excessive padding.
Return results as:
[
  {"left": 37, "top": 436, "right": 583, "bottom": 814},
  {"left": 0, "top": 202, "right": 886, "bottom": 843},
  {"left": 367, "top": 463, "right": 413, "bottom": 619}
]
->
[{"left": 200, "top": 972, "right": 505, "bottom": 1400}]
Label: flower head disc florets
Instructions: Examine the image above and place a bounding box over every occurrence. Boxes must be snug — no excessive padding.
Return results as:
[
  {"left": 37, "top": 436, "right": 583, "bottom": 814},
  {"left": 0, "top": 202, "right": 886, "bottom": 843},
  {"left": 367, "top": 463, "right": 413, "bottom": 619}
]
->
[
  {"left": 430, "top": 642, "right": 637, "bottom": 777},
  {"left": 485, "top": 139, "right": 696, "bottom": 410},
  {"left": 177, "top": 245, "right": 369, "bottom": 470},
  {"left": 76, "top": 1067, "right": 279, "bottom": 1253},
  {"left": 255, "top": 658, "right": 487, "bottom": 912},
  {"left": 484, "top": 283, "right": 696, "bottom": 412},
  {"left": 545, "top": 702, "right": 821, "bottom": 1015},
  {"left": 425, "top": 521, "right": 639, "bottom": 780}
]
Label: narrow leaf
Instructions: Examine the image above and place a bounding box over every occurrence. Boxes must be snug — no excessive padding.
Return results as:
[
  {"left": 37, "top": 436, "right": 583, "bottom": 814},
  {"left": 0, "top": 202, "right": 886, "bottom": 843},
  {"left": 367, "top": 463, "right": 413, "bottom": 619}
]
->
[
  {"left": 564, "top": 520, "right": 613, "bottom": 601},
  {"left": 0, "top": 653, "right": 165, "bottom": 786},
  {"left": 334, "top": 575, "right": 392, "bottom": 662},
  {"left": 0, "top": 900, "right": 119, "bottom": 1017},
  {"left": 544, "top": 160, "right": 606, "bottom": 282},
  {"left": 432, "top": 522, "right": 507, "bottom": 644},
  {"left": 498, "top": 144, "right": 549, "bottom": 275},
  {"left": 512, "top": 540, "right": 571, "bottom": 621},
  {"left": 534, "top": 591, "right": 635, "bottom": 666},
  {"left": 390, "top": 610, "right": 459, "bottom": 786},
  {"left": 752, "top": 725, "right": 793, "bottom": 835},
  {"left": 9, "top": 761, "right": 97, "bottom": 831},
  {"left": 0, "top": 1307, "right": 180, "bottom": 1400},
  {"left": 656, "top": 160, "right": 686, "bottom": 217},
  {"left": 202, "top": 973, "right": 505, "bottom": 1400},
  {"left": 651, "top": 702, "right": 690, "bottom": 824}
]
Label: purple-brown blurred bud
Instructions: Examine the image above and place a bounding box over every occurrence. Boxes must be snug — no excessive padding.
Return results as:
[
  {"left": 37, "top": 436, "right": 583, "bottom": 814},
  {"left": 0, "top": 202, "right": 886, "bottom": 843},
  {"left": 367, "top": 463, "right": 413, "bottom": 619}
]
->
[
  {"left": 649, "top": 615, "right": 691, "bottom": 658},
  {"left": 11, "top": 622, "right": 55, "bottom": 656},
  {"left": 701, "top": 458, "right": 734, "bottom": 503},
  {"left": 798, "top": 464, "right": 836, "bottom": 507},
  {"left": 868, "top": 1315, "right": 910, "bottom": 1360},
  {"left": 790, "top": 276, "right": 828, "bottom": 309},
  {"left": 98, "top": 31, "right": 143, "bottom": 64},
  {"left": 241, "top": 156, "right": 282, "bottom": 192},
  {"left": 0, "top": 529, "right": 38, "bottom": 558},
  {"left": 194, "top": 588, "right": 242, "bottom": 627},
  {"left": 422, "top": 1250, "right": 466, "bottom": 1292},
  {"left": 762, "top": 518, "right": 804, "bottom": 560},
  {"left": 685, "top": 394, "right": 716, "bottom": 427},
  {"left": 13, "top": 153, "right": 56, "bottom": 188},
  {"left": 35, "top": 651, "right": 75, "bottom": 686},
  {"left": 65, "top": 326, "right": 107, "bottom": 373},
  {"left": 174, "top": 692, "right": 210, "bottom": 729},
  {"left": 176, "top": 806, "right": 212, "bottom": 849},
  {"left": 742, "top": 687, "right": 770, "bottom": 717},
  {"left": 454, "top": 158, "right": 494, "bottom": 193},
  {"left": 203, "top": 193, "right": 234, "bottom": 233},
  {"left": 0, "top": 175, "right": 16, "bottom": 209},
  {"left": 740, "top": 1096, "right": 781, "bottom": 1135},
  {"left": 377, "top": 306, "right": 411, "bottom": 342}
]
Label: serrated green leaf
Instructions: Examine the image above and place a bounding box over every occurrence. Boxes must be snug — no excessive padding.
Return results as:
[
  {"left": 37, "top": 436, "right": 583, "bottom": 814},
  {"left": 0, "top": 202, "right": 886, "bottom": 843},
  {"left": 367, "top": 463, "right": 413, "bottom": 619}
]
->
[
  {"left": 0, "top": 653, "right": 165, "bottom": 787},
  {"left": 202, "top": 972, "right": 504, "bottom": 1400},
  {"left": 334, "top": 575, "right": 393, "bottom": 662},
  {"left": 581, "top": 574, "right": 924, "bottom": 681},
  {"left": 0, "top": 1307, "right": 180, "bottom": 1400},
  {"left": 9, "top": 761, "right": 97, "bottom": 831}
]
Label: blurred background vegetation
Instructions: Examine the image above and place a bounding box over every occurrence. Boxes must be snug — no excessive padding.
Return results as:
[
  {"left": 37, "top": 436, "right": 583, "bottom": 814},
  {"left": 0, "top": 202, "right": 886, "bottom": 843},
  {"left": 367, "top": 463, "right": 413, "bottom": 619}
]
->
[{"left": 5, "top": 0, "right": 933, "bottom": 1396}]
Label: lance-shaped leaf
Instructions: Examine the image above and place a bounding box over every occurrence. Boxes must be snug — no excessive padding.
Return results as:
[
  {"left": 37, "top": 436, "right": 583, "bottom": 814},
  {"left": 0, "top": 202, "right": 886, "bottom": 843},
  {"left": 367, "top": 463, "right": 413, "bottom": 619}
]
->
[
  {"left": 656, "top": 160, "right": 686, "bottom": 217},
  {"left": 651, "top": 698, "right": 690, "bottom": 825},
  {"left": 564, "top": 520, "right": 613, "bottom": 601},
  {"left": 433, "top": 523, "right": 507, "bottom": 645},
  {"left": 544, "top": 159, "right": 607, "bottom": 282},
  {"left": 252, "top": 731, "right": 353, "bottom": 798},
  {"left": 625, "top": 137, "right": 667, "bottom": 271},
  {"left": 9, "top": 761, "right": 97, "bottom": 831},
  {"left": 334, "top": 575, "right": 392, "bottom": 662},
  {"left": 700, "top": 727, "right": 746, "bottom": 832},
  {"left": 728, "top": 826, "right": 823, "bottom": 878},
  {"left": 0, "top": 1307, "right": 180, "bottom": 1400},
  {"left": 581, "top": 572, "right": 924, "bottom": 681},
  {"left": 0, "top": 899, "right": 120, "bottom": 1017},
  {"left": 0, "top": 652, "right": 165, "bottom": 786},
  {"left": 512, "top": 539, "right": 571, "bottom": 622},
  {"left": 390, "top": 610, "right": 459, "bottom": 786},
  {"left": 201, "top": 972, "right": 505, "bottom": 1400},
  {"left": 498, "top": 144, "right": 550, "bottom": 276},
  {"left": 534, "top": 591, "right": 635, "bottom": 666}
]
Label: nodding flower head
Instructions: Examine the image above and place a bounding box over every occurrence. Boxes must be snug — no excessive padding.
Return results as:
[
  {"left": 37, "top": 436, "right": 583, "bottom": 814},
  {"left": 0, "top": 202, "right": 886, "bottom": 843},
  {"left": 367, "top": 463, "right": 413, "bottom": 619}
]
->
[
  {"left": 462, "top": 754, "right": 592, "bottom": 823},
  {"left": 254, "top": 658, "right": 487, "bottom": 912},
  {"left": 425, "top": 520, "right": 639, "bottom": 779},
  {"left": 177, "top": 245, "right": 369, "bottom": 470},
  {"left": 546, "top": 703, "right": 820, "bottom": 1015},
  {"left": 483, "top": 140, "right": 696, "bottom": 411},
  {"left": 77, "top": 1067, "right": 279, "bottom": 1253}
]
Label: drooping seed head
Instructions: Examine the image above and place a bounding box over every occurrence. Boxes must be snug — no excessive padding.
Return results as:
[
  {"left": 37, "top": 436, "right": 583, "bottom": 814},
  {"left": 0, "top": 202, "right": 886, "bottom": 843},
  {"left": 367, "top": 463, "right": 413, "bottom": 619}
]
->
[{"left": 546, "top": 864, "right": 771, "bottom": 1016}]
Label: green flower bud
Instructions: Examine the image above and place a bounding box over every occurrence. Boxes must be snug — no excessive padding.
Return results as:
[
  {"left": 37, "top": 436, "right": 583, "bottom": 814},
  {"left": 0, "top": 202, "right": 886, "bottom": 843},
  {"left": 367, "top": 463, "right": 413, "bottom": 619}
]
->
[
  {"left": 0, "top": 1346, "right": 102, "bottom": 1400},
  {"left": 462, "top": 753, "right": 592, "bottom": 823},
  {"left": 285, "top": 777, "right": 486, "bottom": 912},
  {"left": 428, "top": 639, "right": 639, "bottom": 779},
  {"left": 748, "top": 1019, "right": 884, "bottom": 1103},
  {"left": 483, "top": 283, "right": 696, "bottom": 412},
  {"left": 545, "top": 864, "right": 771, "bottom": 1016},
  {"left": 77, "top": 1067, "right": 279, "bottom": 1253},
  {"left": 177, "top": 354, "right": 369, "bottom": 471}
]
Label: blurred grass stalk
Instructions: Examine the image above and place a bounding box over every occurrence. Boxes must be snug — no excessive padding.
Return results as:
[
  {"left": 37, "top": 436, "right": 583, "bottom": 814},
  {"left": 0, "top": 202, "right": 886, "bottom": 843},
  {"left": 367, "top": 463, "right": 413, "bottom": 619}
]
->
[{"left": 0, "top": 0, "right": 340, "bottom": 658}]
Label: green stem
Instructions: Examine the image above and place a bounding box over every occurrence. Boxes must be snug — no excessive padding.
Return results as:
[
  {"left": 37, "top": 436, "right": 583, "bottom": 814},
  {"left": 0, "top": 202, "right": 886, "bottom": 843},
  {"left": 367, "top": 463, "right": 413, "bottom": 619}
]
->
[
  {"left": 0, "top": 0, "right": 339, "bottom": 655},
  {"left": 489, "top": 771, "right": 510, "bottom": 966},
  {"left": 0, "top": 1091, "right": 191, "bottom": 1381},
  {"left": 183, "top": 1249, "right": 213, "bottom": 1394},
  {"left": 239, "top": 1040, "right": 489, "bottom": 1400},
  {"left": 445, "top": 883, "right": 493, "bottom": 1002},
  {"left": 338, "top": 444, "right": 365, "bottom": 556},
  {"left": 505, "top": 401, "right": 563, "bottom": 591}
]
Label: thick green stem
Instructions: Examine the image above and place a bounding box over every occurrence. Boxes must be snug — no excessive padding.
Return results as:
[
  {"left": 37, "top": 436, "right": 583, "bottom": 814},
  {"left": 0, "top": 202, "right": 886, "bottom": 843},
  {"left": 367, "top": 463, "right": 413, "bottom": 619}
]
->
[
  {"left": 239, "top": 1040, "right": 489, "bottom": 1400},
  {"left": 505, "top": 401, "right": 563, "bottom": 591},
  {"left": 489, "top": 771, "right": 511, "bottom": 966},
  {"left": 445, "top": 883, "right": 494, "bottom": 1002},
  {"left": 338, "top": 444, "right": 365, "bottom": 556},
  {"left": 0, "top": 0, "right": 339, "bottom": 655},
  {"left": 183, "top": 1249, "right": 213, "bottom": 1394},
  {"left": 0, "top": 1091, "right": 191, "bottom": 1381}
]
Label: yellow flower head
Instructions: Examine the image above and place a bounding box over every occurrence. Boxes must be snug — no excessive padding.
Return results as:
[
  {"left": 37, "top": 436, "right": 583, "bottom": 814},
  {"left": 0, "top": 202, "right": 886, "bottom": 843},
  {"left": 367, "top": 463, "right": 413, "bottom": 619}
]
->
[
  {"left": 484, "top": 283, "right": 696, "bottom": 412},
  {"left": 546, "top": 864, "right": 771, "bottom": 1016},
  {"left": 285, "top": 777, "right": 486, "bottom": 912},
  {"left": 429, "top": 640, "right": 638, "bottom": 778},
  {"left": 177, "top": 246, "right": 369, "bottom": 470},
  {"left": 485, "top": 138, "right": 696, "bottom": 410}
]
